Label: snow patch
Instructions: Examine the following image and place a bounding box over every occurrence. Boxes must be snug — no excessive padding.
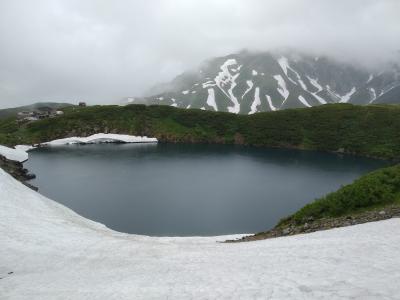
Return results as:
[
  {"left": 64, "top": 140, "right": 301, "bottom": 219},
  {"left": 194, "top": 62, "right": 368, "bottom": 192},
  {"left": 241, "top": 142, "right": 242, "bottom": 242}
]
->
[
  {"left": 266, "top": 95, "right": 277, "bottom": 111},
  {"left": 307, "top": 76, "right": 323, "bottom": 93},
  {"left": 273, "top": 75, "right": 289, "bottom": 105},
  {"left": 215, "top": 59, "right": 241, "bottom": 114},
  {"left": 369, "top": 88, "right": 377, "bottom": 103},
  {"left": 202, "top": 81, "right": 215, "bottom": 88},
  {"left": 306, "top": 77, "right": 327, "bottom": 104},
  {"left": 170, "top": 98, "right": 177, "bottom": 107},
  {"left": 242, "top": 80, "right": 254, "bottom": 99},
  {"left": 326, "top": 86, "right": 356, "bottom": 103},
  {"left": 340, "top": 87, "right": 357, "bottom": 103},
  {"left": 311, "top": 93, "right": 327, "bottom": 105},
  {"left": 43, "top": 134, "right": 158, "bottom": 146},
  {"left": 227, "top": 73, "right": 241, "bottom": 114},
  {"left": 15, "top": 145, "right": 36, "bottom": 153},
  {"left": 367, "top": 74, "right": 374, "bottom": 83},
  {"left": 252, "top": 70, "right": 258, "bottom": 76},
  {"left": 182, "top": 90, "right": 189, "bottom": 95},
  {"left": 277, "top": 56, "right": 298, "bottom": 85},
  {"left": 232, "top": 65, "right": 242, "bottom": 72},
  {"left": 206, "top": 88, "right": 218, "bottom": 111},
  {"left": 326, "top": 85, "right": 342, "bottom": 102},
  {"left": 278, "top": 57, "right": 290, "bottom": 76},
  {"left": 249, "top": 87, "right": 261, "bottom": 114},
  {"left": 278, "top": 57, "right": 310, "bottom": 92},
  {"left": 214, "top": 61, "right": 237, "bottom": 97},
  {"left": 298, "top": 79, "right": 308, "bottom": 91},
  {"left": 0, "top": 145, "right": 29, "bottom": 162},
  {"left": 298, "top": 95, "right": 312, "bottom": 107},
  {"left": 380, "top": 83, "right": 400, "bottom": 95}
]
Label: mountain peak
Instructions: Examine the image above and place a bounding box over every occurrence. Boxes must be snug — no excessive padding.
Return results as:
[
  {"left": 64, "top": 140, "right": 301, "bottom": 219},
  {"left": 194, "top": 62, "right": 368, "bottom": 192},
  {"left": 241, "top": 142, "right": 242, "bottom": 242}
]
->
[{"left": 124, "top": 50, "right": 400, "bottom": 113}]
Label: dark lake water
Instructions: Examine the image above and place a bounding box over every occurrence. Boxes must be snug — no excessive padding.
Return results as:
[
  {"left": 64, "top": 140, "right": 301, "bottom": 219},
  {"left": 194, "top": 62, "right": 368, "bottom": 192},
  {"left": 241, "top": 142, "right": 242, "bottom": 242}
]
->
[{"left": 25, "top": 143, "right": 388, "bottom": 236}]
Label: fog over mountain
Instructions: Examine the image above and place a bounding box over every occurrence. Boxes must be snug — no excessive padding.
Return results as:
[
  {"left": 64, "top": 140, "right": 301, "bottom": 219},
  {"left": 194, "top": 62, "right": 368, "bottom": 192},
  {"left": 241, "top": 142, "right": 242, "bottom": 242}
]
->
[{"left": 0, "top": 0, "right": 399, "bottom": 108}]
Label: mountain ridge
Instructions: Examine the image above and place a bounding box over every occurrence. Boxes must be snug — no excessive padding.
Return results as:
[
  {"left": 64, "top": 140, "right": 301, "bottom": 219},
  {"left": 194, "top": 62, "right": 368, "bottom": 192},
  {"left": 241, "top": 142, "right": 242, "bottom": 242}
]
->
[
  {"left": 123, "top": 51, "right": 400, "bottom": 114},
  {"left": 0, "top": 102, "right": 74, "bottom": 119}
]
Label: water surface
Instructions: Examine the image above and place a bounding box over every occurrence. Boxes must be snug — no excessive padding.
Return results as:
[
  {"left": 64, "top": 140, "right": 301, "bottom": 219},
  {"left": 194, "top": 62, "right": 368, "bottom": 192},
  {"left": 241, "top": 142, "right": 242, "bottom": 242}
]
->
[{"left": 25, "top": 143, "right": 387, "bottom": 236}]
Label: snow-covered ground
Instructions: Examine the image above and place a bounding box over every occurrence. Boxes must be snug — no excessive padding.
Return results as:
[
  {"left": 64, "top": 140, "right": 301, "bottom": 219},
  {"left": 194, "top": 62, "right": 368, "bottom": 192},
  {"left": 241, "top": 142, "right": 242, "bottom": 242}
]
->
[
  {"left": 1, "top": 169, "right": 400, "bottom": 299},
  {"left": 0, "top": 145, "right": 29, "bottom": 162},
  {"left": 42, "top": 133, "right": 158, "bottom": 145}
]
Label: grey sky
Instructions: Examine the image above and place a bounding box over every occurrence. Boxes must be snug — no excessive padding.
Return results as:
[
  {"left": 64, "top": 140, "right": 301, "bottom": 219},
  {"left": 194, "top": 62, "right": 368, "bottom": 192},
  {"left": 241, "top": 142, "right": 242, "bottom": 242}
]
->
[{"left": 0, "top": 0, "right": 399, "bottom": 108}]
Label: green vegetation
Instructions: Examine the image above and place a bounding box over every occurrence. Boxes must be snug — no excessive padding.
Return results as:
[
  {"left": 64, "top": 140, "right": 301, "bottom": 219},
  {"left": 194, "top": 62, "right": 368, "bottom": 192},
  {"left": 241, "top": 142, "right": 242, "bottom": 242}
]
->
[
  {"left": 1, "top": 103, "right": 400, "bottom": 160},
  {"left": 278, "top": 164, "right": 400, "bottom": 226}
]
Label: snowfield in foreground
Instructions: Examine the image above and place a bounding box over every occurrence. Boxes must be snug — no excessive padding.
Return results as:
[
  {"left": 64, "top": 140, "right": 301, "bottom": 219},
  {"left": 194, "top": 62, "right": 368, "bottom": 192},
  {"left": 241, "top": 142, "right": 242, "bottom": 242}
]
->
[{"left": 1, "top": 169, "right": 400, "bottom": 299}]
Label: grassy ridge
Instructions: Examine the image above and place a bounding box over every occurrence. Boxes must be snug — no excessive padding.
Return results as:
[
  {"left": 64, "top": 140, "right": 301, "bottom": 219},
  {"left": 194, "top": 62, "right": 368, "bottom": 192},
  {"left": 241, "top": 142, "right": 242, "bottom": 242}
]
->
[
  {"left": 1, "top": 103, "right": 400, "bottom": 160},
  {"left": 278, "top": 164, "right": 400, "bottom": 226}
]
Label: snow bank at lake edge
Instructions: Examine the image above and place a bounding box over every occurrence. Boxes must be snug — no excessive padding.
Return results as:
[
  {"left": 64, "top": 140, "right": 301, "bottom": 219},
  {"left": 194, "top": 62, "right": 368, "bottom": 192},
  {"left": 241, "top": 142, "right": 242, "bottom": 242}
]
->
[
  {"left": 0, "top": 134, "right": 158, "bottom": 162},
  {"left": 42, "top": 133, "right": 158, "bottom": 146},
  {"left": 0, "top": 145, "right": 29, "bottom": 162},
  {"left": 1, "top": 168, "right": 400, "bottom": 299}
]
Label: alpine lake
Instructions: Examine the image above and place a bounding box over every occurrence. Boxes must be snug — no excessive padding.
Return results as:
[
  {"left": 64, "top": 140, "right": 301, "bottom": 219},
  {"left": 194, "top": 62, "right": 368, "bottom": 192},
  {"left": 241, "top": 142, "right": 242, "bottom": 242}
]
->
[{"left": 24, "top": 143, "right": 388, "bottom": 236}]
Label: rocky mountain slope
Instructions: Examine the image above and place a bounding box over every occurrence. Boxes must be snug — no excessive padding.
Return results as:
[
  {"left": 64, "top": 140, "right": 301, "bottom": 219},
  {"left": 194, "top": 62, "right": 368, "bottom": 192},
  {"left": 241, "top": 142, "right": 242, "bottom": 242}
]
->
[{"left": 124, "top": 51, "right": 400, "bottom": 114}]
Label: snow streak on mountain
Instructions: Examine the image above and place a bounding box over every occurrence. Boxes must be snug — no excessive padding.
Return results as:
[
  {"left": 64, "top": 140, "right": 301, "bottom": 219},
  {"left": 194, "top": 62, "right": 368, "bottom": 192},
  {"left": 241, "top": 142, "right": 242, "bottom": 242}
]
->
[{"left": 124, "top": 51, "right": 400, "bottom": 114}]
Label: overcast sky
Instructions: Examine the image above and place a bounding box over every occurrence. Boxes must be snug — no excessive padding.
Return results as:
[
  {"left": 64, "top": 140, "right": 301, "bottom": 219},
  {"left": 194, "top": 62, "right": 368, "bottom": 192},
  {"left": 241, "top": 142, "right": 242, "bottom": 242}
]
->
[{"left": 0, "top": 0, "right": 399, "bottom": 108}]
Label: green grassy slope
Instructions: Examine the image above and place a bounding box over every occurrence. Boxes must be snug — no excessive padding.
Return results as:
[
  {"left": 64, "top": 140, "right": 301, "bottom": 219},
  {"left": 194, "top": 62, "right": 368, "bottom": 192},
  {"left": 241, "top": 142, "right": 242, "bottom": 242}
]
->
[
  {"left": 1, "top": 103, "right": 399, "bottom": 160},
  {"left": 280, "top": 164, "right": 400, "bottom": 225}
]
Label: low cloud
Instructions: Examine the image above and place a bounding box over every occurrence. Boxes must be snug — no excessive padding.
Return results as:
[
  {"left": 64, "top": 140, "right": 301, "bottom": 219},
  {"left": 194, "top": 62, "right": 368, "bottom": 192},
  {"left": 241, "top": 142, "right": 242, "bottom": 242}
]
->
[{"left": 0, "top": 0, "right": 399, "bottom": 108}]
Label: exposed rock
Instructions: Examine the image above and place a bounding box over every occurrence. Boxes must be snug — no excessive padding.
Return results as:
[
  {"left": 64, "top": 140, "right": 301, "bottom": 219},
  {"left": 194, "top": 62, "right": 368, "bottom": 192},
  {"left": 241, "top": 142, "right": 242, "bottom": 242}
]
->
[{"left": 0, "top": 155, "right": 38, "bottom": 191}]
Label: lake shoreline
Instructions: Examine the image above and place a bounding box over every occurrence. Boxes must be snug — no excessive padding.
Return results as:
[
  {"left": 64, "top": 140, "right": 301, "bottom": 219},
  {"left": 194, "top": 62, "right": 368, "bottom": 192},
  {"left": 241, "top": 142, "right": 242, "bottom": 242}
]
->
[
  {"left": 0, "top": 154, "right": 38, "bottom": 191},
  {"left": 2, "top": 150, "right": 399, "bottom": 241},
  {"left": 5, "top": 140, "right": 393, "bottom": 238},
  {"left": 227, "top": 204, "right": 400, "bottom": 242},
  {"left": 1, "top": 130, "right": 397, "bottom": 239}
]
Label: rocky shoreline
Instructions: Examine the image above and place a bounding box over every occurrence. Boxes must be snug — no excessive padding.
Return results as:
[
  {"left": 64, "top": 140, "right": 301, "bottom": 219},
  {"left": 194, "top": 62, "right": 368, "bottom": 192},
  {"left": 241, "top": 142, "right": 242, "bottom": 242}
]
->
[
  {"left": 227, "top": 205, "right": 400, "bottom": 242},
  {"left": 0, "top": 155, "right": 38, "bottom": 191}
]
